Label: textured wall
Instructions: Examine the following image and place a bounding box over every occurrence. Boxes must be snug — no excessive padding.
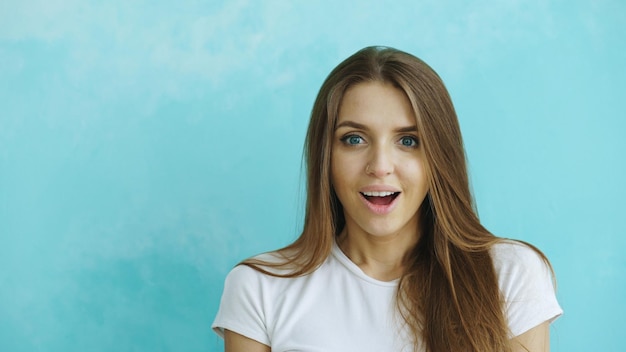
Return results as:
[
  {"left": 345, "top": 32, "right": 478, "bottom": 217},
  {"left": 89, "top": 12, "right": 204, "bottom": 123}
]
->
[{"left": 1, "top": 1, "right": 624, "bottom": 351}]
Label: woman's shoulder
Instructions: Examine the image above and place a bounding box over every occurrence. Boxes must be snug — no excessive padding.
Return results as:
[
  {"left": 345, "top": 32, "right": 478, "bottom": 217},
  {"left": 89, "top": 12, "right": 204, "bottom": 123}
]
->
[
  {"left": 489, "top": 239, "right": 563, "bottom": 336},
  {"left": 225, "top": 251, "right": 289, "bottom": 282},
  {"left": 490, "top": 239, "right": 549, "bottom": 271},
  {"left": 224, "top": 247, "right": 324, "bottom": 287},
  {"left": 489, "top": 238, "right": 557, "bottom": 299}
]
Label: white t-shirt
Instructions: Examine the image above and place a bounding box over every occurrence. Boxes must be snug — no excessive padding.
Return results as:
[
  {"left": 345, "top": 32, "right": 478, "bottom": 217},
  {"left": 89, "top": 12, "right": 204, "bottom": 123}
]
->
[{"left": 212, "top": 241, "right": 562, "bottom": 351}]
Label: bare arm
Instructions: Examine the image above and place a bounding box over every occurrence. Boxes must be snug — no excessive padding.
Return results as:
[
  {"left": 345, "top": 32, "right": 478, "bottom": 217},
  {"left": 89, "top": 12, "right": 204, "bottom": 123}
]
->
[
  {"left": 224, "top": 329, "right": 271, "bottom": 352},
  {"left": 511, "top": 321, "right": 550, "bottom": 352}
]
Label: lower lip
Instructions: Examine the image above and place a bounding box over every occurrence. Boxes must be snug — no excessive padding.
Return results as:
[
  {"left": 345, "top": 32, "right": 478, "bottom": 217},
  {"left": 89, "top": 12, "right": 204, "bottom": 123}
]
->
[{"left": 359, "top": 193, "right": 400, "bottom": 215}]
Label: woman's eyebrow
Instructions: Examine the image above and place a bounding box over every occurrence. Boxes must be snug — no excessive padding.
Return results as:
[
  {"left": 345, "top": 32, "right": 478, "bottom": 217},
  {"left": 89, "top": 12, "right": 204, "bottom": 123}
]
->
[
  {"left": 335, "top": 120, "right": 368, "bottom": 130},
  {"left": 395, "top": 125, "right": 418, "bottom": 133},
  {"left": 335, "top": 120, "right": 418, "bottom": 133}
]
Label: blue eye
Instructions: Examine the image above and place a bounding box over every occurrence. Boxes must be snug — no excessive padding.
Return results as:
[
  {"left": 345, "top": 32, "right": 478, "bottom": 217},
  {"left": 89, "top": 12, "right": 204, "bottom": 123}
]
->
[
  {"left": 342, "top": 135, "right": 364, "bottom": 145},
  {"left": 400, "top": 136, "right": 419, "bottom": 148}
]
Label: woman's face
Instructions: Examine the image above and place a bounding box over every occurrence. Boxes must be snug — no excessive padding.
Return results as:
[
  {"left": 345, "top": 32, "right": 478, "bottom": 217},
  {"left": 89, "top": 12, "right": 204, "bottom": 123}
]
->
[{"left": 331, "top": 81, "right": 429, "bottom": 241}]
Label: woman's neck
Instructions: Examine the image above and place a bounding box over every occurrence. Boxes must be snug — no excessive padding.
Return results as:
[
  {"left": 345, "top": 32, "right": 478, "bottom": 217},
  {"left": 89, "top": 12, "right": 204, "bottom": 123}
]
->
[{"left": 337, "top": 228, "right": 419, "bottom": 282}]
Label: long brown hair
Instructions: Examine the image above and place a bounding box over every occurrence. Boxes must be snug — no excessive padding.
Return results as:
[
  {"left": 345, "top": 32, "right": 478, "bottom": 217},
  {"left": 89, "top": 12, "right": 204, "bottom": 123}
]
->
[{"left": 244, "top": 46, "right": 546, "bottom": 351}]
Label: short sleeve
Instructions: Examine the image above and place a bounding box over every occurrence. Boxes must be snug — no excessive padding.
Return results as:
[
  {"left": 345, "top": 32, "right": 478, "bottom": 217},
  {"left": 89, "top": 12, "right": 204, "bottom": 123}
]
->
[
  {"left": 492, "top": 242, "right": 563, "bottom": 337},
  {"left": 212, "top": 265, "right": 271, "bottom": 346}
]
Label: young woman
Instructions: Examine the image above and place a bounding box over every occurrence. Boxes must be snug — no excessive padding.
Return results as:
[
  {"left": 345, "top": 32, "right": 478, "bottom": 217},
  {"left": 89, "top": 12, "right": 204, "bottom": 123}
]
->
[{"left": 212, "top": 46, "right": 562, "bottom": 352}]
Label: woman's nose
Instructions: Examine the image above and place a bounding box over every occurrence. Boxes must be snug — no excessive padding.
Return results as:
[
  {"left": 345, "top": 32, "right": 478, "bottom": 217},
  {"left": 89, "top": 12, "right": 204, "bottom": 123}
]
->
[{"left": 365, "top": 145, "right": 394, "bottom": 177}]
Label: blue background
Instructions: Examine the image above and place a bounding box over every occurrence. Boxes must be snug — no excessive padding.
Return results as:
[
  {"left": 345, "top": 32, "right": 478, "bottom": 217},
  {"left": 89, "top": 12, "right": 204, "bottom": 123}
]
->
[{"left": 1, "top": 1, "right": 624, "bottom": 351}]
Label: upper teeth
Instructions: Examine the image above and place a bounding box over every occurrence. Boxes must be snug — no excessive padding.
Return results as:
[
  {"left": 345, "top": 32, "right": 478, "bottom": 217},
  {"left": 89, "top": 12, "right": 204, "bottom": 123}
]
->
[{"left": 362, "top": 191, "right": 396, "bottom": 197}]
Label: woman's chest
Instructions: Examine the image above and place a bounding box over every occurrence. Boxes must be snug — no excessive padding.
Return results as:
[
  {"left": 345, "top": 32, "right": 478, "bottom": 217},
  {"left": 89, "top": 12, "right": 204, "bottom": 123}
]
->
[{"left": 264, "top": 269, "right": 412, "bottom": 351}]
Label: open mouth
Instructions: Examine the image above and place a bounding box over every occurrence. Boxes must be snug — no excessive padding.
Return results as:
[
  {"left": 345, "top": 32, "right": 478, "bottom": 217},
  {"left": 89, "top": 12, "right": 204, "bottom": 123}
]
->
[{"left": 360, "top": 191, "right": 400, "bottom": 206}]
